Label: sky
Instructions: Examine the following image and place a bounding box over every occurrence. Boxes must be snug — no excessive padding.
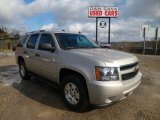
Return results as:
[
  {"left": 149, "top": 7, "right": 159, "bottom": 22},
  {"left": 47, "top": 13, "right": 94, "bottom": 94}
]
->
[{"left": 0, "top": 0, "right": 160, "bottom": 42}]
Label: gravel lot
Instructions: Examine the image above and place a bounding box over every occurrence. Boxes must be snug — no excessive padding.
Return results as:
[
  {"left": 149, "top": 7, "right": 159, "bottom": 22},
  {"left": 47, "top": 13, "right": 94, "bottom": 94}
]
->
[{"left": 0, "top": 52, "right": 160, "bottom": 120}]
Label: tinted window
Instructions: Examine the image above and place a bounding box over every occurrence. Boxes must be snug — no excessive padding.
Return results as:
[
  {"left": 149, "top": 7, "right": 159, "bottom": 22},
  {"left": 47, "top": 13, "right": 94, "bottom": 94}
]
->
[
  {"left": 38, "top": 34, "right": 55, "bottom": 51},
  {"left": 27, "top": 34, "right": 39, "bottom": 49},
  {"left": 17, "top": 35, "right": 28, "bottom": 47},
  {"left": 55, "top": 33, "right": 99, "bottom": 50}
]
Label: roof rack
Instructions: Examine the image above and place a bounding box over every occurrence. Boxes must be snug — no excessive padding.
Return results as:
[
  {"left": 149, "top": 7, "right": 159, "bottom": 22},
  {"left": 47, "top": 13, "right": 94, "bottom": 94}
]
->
[{"left": 25, "top": 30, "right": 45, "bottom": 34}]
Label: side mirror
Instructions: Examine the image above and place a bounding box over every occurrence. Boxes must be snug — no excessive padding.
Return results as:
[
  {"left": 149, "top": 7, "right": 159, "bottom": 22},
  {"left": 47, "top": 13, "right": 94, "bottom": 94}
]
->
[{"left": 39, "top": 43, "right": 55, "bottom": 52}]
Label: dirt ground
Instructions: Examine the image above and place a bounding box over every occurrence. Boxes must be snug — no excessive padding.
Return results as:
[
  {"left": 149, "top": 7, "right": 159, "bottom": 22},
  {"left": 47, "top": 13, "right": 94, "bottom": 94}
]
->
[{"left": 0, "top": 52, "right": 160, "bottom": 120}]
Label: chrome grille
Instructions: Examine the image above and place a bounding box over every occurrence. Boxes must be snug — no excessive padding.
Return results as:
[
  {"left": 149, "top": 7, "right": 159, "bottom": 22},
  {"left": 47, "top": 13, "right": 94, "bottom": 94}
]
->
[
  {"left": 120, "top": 62, "right": 138, "bottom": 71},
  {"left": 120, "top": 62, "right": 139, "bottom": 81},
  {"left": 122, "top": 69, "right": 139, "bottom": 81}
]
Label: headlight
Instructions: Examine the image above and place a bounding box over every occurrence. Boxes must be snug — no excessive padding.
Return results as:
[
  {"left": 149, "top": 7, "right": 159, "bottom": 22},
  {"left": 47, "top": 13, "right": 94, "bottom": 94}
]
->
[{"left": 95, "top": 67, "right": 119, "bottom": 81}]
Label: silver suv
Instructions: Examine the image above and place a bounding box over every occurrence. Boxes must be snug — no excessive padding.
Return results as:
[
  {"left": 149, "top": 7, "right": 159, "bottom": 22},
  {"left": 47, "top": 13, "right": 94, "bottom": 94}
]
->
[{"left": 15, "top": 30, "right": 142, "bottom": 111}]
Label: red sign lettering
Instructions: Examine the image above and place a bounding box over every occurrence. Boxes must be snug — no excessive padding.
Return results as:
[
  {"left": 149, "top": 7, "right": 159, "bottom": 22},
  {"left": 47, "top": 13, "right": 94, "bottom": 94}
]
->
[{"left": 89, "top": 7, "right": 119, "bottom": 18}]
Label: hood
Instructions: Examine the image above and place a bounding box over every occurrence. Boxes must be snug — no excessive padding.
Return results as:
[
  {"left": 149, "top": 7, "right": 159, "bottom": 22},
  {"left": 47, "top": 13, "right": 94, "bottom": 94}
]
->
[{"left": 69, "top": 48, "right": 138, "bottom": 66}]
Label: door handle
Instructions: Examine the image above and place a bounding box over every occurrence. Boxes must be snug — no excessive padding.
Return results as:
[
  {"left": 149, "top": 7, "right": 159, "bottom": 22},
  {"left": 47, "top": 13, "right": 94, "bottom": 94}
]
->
[{"left": 35, "top": 53, "right": 40, "bottom": 57}]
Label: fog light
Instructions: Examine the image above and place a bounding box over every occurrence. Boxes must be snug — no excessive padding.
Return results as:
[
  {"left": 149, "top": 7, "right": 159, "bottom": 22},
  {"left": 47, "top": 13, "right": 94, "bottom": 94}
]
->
[{"left": 105, "top": 99, "right": 112, "bottom": 104}]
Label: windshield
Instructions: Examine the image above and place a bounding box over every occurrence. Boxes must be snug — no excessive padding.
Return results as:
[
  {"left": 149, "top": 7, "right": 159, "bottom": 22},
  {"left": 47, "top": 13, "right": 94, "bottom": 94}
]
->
[{"left": 55, "top": 33, "right": 99, "bottom": 50}]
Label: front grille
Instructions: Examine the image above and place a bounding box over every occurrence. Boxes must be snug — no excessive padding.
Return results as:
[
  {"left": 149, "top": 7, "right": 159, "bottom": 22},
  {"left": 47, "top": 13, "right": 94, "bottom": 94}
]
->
[
  {"left": 122, "top": 69, "right": 139, "bottom": 81},
  {"left": 120, "top": 62, "right": 138, "bottom": 71}
]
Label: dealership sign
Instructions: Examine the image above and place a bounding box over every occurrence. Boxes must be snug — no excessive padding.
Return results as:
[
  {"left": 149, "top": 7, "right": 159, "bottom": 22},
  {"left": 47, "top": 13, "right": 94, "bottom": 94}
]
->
[
  {"left": 99, "top": 21, "right": 107, "bottom": 28},
  {"left": 88, "top": 6, "right": 119, "bottom": 18}
]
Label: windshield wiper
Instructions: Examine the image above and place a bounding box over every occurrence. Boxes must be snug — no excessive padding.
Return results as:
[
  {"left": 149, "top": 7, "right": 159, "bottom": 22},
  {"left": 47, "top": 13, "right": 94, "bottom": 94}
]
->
[
  {"left": 65, "top": 47, "right": 78, "bottom": 50},
  {"left": 65, "top": 46, "right": 99, "bottom": 50},
  {"left": 80, "top": 46, "right": 99, "bottom": 49}
]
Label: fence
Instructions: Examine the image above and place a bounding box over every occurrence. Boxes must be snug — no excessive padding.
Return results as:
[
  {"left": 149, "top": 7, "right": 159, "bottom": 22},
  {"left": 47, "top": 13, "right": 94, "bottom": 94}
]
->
[
  {"left": 112, "top": 41, "right": 160, "bottom": 55},
  {"left": 0, "top": 38, "right": 18, "bottom": 50}
]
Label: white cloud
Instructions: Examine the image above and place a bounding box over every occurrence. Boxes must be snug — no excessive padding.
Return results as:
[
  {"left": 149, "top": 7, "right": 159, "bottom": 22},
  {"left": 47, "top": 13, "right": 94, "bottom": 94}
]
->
[
  {"left": 123, "top": 0, "right": 160, "bottom": 18},
  {"left": 40, "top": 16, "right": 155, "bottom": 42},
  {"left": 68, "top": 23, "right": 95, "bottom": 33},
  {"left": 0, "top": 0, "right": 159, "bottom": 41},
  {"left": 0, "top": 0, "right": 49, "bottom": 24},
  {"left": 41, "top": 23, "right": 59, "bottom": 31},
  {"left": 0, "top": 0, "right": 23, "bottom": 24}
]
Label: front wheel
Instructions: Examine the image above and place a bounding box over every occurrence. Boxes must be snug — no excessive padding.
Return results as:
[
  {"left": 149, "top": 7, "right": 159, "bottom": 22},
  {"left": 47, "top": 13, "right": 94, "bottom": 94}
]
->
[
  {"left": 61, "top": 75, "right": 89, "bottom": 111},
  {"left": 19, "top": 61, "right": 30, "bottom": 80}
]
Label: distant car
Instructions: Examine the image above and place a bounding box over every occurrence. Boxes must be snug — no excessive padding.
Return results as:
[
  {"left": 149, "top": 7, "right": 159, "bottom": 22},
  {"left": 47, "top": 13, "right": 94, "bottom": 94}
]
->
[
  {"left": 99, "top": 43, "right": 112, "bottom": 48},
  {"left": 15, "top": 30, "right": 142, "bottom": 111}
]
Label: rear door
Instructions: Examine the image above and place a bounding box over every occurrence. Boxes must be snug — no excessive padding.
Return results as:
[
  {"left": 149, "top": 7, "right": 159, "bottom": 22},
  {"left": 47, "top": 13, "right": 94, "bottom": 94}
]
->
[
  {"left": 24, "top": 34, "right": 40, "bottom": 72},
  {"left": 16, "top": 35, "right": 29, "bottom": 60},
  {"left": 35, "top": 33, "right": 58, "bottom": 81}
]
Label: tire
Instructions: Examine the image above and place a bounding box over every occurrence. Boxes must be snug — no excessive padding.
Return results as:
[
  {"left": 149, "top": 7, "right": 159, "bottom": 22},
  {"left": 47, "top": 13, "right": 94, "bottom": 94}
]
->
[
  {"left": 61, "top": 75, "right": 89, "bottom": 111},
  {"left": 19, "top": 61, "right": 30, "bottom": 80}
]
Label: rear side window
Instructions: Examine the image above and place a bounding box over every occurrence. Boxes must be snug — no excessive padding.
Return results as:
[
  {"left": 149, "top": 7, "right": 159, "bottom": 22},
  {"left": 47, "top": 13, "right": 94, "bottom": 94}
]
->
[
  {"left": 27, "top": 34, "right": 39, "bottom": 49},
  {"left": 38, "top": 34, "right": 55, "bottom": 50},
  {"left": 17, "top": 35, "right": 28, "bottom": 47}
]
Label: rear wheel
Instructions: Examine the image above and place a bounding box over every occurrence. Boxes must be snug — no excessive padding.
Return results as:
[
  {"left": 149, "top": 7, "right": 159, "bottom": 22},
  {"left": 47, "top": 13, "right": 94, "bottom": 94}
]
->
[
  {"left": 19, "top": 61, "right": 30, "bottom": 80},
  {"left": 61, "top": 75, "right": 89, "bottom": 111}
]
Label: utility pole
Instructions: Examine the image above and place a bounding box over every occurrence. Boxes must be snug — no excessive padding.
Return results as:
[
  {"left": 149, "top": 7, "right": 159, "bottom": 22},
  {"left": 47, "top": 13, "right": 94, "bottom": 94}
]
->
[
  {"left": 143, "top": 28, "right": 146, "bottom": 55},
  {"left": 155, "top": 28, "right": 159, "bottom": 55},
  {"left": 108, "top": 17, "right": 111, "bottom": 44},
  {"left": 96, "top": 17, "right": 98, "bottom": 43}
]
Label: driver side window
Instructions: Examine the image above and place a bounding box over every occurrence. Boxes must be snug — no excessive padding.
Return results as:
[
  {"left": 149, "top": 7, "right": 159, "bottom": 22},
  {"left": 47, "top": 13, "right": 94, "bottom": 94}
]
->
[{"left": 38, "top": 34, "right": 55, "bottom": 51}]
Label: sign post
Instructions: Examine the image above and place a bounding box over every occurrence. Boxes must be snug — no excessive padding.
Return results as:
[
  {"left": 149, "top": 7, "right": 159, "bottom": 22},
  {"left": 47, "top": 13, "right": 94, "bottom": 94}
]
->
[
  {"left": 88, "top": 6, "right": 119, "bottom": 43},
  {"left": 96, "top": 17, "right": 98, "bottom": 43},
  {"left": 155, "top": 28, "right": 159, "bottom": 55},
  {"left": 108, "top": 17, "right": 111, "bottom": 44},
  {"left": 143, "top": 28, "right": 146, "bottom": 55},
  {"left": 140, "top": 25, "right": 159, "bottom": 55}
]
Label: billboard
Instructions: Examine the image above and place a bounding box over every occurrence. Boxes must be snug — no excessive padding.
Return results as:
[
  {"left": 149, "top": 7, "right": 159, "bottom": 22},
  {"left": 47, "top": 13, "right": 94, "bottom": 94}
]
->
[{"left": 88, "top": 6, "right": 119, "bottom": 18}]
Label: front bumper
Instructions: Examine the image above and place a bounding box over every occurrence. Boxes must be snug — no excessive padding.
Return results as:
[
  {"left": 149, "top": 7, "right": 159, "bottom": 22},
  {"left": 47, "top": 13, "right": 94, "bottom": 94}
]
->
[{"left": 88, "top": 72, "right": 142, "bottom": 105}]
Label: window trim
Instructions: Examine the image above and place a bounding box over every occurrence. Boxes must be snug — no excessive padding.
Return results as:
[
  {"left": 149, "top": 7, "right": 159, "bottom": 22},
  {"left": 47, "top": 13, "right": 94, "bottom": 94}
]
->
[
  {"left": 17, "top": 35, "right": 29, "bottom": 47},
  {"left": 37, "top": 33, "right": 56, "bottom": 51},
  {"left": 26, "top": 34, "right": 40, "bottom": 49}
]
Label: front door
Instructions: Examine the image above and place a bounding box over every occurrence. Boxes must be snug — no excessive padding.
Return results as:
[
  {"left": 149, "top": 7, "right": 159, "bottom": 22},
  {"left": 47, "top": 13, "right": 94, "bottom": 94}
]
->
[{"left": 35, "top": 33, "right": 58, "bottom": 82}]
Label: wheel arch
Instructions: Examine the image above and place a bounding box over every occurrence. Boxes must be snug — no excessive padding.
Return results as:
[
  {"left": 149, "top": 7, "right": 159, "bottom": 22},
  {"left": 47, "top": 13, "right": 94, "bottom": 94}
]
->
[
  {"left": 59, "top": 68, "right": 88, "bottom": 84},
  {"left": 17, "top": 56, "right": 25, "bottom": 64},
  {"left": 59, "top": 68, "right": 89, "bottom": 97}
]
